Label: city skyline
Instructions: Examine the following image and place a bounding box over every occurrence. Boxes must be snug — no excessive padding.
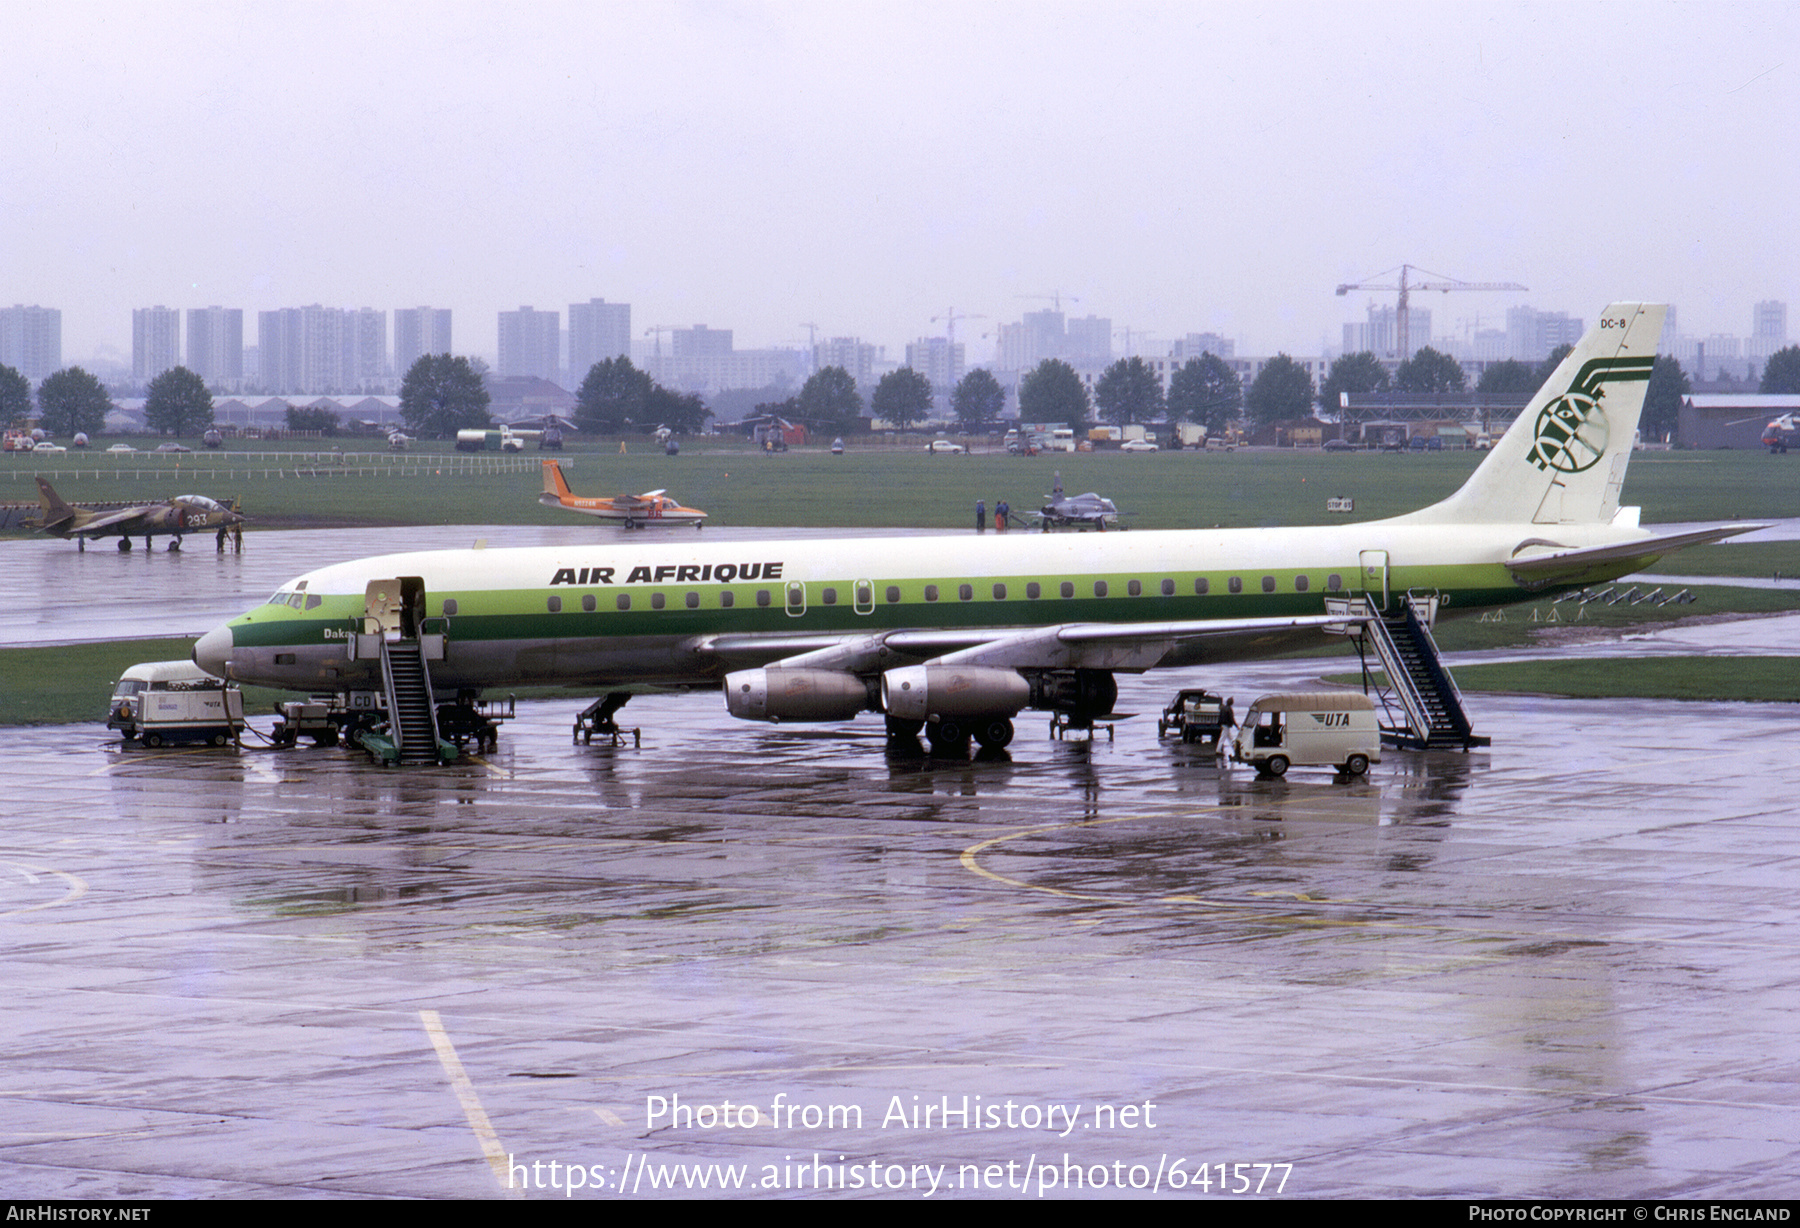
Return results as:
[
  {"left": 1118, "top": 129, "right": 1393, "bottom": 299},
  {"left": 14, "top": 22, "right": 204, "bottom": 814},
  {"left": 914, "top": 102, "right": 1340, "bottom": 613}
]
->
[
  {"left": 13, "top": 289, "right": 1795, "bottom": 397},
  {"left": 6, "top": 4, "right": 1795, "bottom": 370}
]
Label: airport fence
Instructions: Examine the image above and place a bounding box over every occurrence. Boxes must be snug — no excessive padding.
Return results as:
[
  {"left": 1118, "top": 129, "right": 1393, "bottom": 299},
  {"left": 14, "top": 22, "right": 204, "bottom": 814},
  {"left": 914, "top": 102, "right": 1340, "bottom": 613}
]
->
[{"left": 3, "top": 453, "right": 557, "bottom": 484}]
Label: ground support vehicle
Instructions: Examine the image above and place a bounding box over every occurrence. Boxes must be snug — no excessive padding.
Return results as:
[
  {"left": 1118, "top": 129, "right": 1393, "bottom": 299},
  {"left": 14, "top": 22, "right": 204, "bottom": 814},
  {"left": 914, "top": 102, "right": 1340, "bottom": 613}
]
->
[
  {"left": 1157, "top": 688, "right": 1233, "bottom": 748},
  {"left": 107, "top": 661, "right": 245, "bottom": 747},
  {"left": 271, "top": 699, "right": 343, "bottom": 747},
  {"left": 1231, "top": 691, "right": 1380, "bottom": 778}
]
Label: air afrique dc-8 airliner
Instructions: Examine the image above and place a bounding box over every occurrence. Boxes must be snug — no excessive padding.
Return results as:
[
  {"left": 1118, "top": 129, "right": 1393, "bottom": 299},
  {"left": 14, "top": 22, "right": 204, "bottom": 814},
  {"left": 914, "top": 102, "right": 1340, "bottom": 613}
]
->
[{"left": 195, "top": 303, "right": 1748, "bottom": 750}]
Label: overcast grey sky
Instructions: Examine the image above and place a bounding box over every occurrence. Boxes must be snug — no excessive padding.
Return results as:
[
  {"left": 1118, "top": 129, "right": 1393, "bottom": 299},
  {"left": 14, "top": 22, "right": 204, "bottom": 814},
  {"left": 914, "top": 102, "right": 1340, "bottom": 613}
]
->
[{"left": 7, "top": 1, "right": 1795, "bottom": 366}]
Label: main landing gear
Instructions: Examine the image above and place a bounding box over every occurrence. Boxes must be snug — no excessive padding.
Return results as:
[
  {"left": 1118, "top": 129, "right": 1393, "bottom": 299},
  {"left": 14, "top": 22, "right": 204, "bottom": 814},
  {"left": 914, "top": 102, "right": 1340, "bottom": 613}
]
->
[{"left": 920, "top": 717, "right": 1015, "bottom": 755}]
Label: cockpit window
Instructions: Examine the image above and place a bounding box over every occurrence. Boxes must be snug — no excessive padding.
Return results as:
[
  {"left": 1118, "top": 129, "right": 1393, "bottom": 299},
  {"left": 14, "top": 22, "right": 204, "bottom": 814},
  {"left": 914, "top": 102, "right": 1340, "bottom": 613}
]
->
[{"left": 265, "top": 588, "right": 320, "bottom": 610}]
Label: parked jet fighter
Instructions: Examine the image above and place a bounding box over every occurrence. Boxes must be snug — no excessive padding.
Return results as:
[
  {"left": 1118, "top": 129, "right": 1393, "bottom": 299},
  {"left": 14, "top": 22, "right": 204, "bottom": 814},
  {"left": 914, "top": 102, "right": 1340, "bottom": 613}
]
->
[
  {"left": 539, "top": 459, "right": 707, "bottom": 528},
  {"left": 34, "top": 478, "right": 246, "bottom": 552}
]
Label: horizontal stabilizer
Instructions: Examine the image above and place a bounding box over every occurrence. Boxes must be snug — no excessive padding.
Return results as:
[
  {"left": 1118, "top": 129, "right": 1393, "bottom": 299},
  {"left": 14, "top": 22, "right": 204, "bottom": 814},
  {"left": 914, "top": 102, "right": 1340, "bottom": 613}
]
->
[{"left": 1506, "top": 524, "right": 1762, "bottom": 583}]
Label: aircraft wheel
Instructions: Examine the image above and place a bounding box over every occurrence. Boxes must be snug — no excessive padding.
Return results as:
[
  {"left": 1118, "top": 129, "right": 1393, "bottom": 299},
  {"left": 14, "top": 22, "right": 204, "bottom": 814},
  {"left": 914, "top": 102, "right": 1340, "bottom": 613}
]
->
[
  {"left": 926, "top": 720, "right": 968, "bottom": 754},
  {"left": 1345, "top": 753, "right": 1370, "bottom": 777},
  {"left": 211, "top": 732, "right": 229, "bottom": 747},
  {"left": 143, "top": 733, "right": 163, "bottom": 748},
  {"left": 884, "top": 715, "right": 923, "bottom": 739},
  {"left": 975, "top": 718, "right": 1014, "bottom": 749},
  {"left": 1264, "top": 755, "right": 1289, "bottom": 778},
  {"left": 118, "top": 538, "right": 132, "bottom": 552},
  {"left": 169, "top": 538, "right": 181, "bottom": 552}
]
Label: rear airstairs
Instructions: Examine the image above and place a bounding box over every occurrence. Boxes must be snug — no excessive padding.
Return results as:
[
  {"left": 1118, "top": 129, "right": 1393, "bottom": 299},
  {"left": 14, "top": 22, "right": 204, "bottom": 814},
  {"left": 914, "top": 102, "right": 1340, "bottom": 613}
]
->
[{"left": 1331, "top": 594, "right": 1489, "bottom": 751}]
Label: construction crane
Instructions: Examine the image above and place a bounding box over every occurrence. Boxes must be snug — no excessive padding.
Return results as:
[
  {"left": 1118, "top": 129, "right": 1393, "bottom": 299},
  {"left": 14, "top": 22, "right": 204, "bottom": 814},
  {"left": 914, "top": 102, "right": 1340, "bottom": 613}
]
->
[
  {"left": 1335, "top": 264, "right": 1526, "bottom": 359},
  {"left": 1017, "top": 291, "right": 1079, "bottom": 313},
  {"left": 643, "top": 325, "right": 678, "bottom": 363},
  {"left": 930, "top": 307, "right": 987, "bottom": 350}
]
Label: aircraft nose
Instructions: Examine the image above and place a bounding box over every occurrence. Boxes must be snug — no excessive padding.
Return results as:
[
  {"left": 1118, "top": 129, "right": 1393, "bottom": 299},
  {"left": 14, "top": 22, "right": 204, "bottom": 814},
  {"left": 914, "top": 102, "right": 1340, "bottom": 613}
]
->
[{"left": 193, "top": 625, "right": 233, "bottom": 678}]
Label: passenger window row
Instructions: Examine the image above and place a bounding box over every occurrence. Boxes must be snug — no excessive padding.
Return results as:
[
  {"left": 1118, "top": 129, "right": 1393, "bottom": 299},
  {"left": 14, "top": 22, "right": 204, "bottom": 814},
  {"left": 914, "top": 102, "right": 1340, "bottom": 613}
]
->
[{"left": 540, "top": 574, "right": 1346, "bottom": 613}]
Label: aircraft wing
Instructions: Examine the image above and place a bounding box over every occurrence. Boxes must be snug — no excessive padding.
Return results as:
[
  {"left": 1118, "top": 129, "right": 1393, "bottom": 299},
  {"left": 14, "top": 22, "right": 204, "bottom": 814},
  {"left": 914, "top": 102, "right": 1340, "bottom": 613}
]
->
[
  {"left": 698, "top": 614, "right": 1354, "bottom": 676},
  {"left": 1506, "top": 524, "right": 1763, "bottom": 585},
  {"left": 67, "top": 507, "right": 153, "bottom": 535}
]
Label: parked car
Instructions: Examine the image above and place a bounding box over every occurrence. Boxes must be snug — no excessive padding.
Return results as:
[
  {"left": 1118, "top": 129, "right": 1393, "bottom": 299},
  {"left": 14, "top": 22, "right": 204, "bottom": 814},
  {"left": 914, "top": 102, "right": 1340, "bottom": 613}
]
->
[
  {"left": 30, "top": 442, "right": 67, "bottom": 454},
  {"left": 106, "top": 443, "right": 137, "bottom": 453},
  {"left": 154, "top": 442, "right": 192, "bottom": 453},
  {"left": 1323, "top": 438, "right": 1355, "bottom": 452},
  {"left": 1120, "top": 438, "right": 1159, "bottom": 452},
  {"left": 926, "top": 439, "right": 966, "bottom": 454}
]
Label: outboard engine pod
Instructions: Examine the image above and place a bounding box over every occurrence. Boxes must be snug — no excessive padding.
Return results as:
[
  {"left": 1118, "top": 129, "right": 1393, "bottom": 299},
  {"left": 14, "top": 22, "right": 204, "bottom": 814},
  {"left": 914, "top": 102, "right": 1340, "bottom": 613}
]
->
[
  {"left": 724, "top": 668, "right": 869, "bottom": 722},
  {"left": 880, "top": 665, "right": 1031, "bottom": 722}
]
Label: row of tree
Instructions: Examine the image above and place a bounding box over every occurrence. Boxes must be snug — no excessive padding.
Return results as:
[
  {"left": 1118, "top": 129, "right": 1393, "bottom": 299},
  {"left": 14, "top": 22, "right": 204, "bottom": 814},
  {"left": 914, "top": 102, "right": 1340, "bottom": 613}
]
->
[
  {"left": 14, "top": 343, "right": 1800, "bottom": 444},
  {"left": 2, "top": 363, "right": 215, "bottom": 437}
]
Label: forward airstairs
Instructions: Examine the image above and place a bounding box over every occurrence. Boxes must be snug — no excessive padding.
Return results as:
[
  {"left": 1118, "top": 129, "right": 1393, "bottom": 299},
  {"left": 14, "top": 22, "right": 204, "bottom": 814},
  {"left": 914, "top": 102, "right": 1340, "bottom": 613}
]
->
[{"left": 351, "top": 637, "right": 458, "bottom": 766}]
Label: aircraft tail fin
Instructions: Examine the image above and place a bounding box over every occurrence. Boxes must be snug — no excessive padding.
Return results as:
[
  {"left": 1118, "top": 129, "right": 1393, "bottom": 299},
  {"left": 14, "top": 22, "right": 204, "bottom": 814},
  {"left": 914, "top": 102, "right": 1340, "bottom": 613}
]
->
[
  {"left": 35, "top": 477, "right": 76, "bottom": 530},
  {"left": 1394, "top": 303, "right": 1666, "bottom": 526},
  {"left": 542, "top": 458, "right": 574, "bottom": 500}
]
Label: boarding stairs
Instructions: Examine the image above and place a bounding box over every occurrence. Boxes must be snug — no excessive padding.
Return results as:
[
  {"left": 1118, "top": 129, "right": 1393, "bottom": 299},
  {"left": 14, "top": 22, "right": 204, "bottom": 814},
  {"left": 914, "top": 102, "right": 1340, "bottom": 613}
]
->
[
  {"left": 1355, "top": 596, "right": 1488, "bottom": 751},
  {"left": 377, "top": 639, "right": 451, "bottom": 764}
]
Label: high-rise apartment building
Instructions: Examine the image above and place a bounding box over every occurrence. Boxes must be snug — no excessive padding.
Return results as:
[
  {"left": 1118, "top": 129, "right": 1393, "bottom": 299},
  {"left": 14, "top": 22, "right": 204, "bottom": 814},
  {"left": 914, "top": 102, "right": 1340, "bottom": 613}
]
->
[
  {"left": 1506, "top": 307, "right": 1582, "bottom": 363},
  {"left": 1343, "top": 305, "right": 1432, "bottom": 359},
  {"left": 0, "top": 305, "right": 60, "bottom": 380},
  {"left": 498, "top": 307, "right": 561, "bottom": 382},
  {"left": 394, "top": 307, "right": 453, "bottom": 376},
  {"left": 671, "top": 325, "right": 732, "bottom": 358},
  {"left": 1750, "top": 300, "right": 1788, "bottom": 361},
  {"left": 257, "top": 305, "right": 382, "bottom": 393},
  {"left": 997, "top": 310, "right": 1066, "bottom": 371},
  {"left": 352, "top": 308, "right": 386, "bottom": 383},
  {"left": 132, "top": 307, "right": 182, "bottom": 382},
  {"left": 813, "top": 337, "right": 881, "bottom": 381},
  {"left": 1170, "top": 332, "right": 1234, "bottom": 361},
  {"left": 567, "top": 298, "right": 631, "bottom": 382},
  {"left": 904, "top": 337, "right": 965, "bottom": 392},
  {"left": 186, "top": 307, "right": 243, "bottom": 387},
  {"left": 1064, "top": 315, "right": 1113, "bottom": 364}
]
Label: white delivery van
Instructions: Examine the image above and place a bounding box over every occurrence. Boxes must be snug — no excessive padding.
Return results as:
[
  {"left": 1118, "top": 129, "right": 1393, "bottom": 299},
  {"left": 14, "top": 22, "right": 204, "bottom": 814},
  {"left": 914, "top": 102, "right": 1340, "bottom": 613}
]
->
[
  {"left": 107, "top": 660, "right": 245, "bottom": 747},
  {"left": 1231, "top": 691, "right": 1379, "bottom": 778}
]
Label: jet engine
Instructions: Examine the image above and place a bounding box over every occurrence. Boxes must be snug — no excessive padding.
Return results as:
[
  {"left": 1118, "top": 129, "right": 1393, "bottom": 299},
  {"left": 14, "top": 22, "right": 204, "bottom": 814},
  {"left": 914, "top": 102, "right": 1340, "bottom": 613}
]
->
[
  {"left": 880, "top": 665, "right": 1032, "bottom": 723},
  {"left": 1025, "top": 668, "right": 1118, "bottom": 719},
  {"left": 724, "top": 668, "right": 872, "bottom": 722}
]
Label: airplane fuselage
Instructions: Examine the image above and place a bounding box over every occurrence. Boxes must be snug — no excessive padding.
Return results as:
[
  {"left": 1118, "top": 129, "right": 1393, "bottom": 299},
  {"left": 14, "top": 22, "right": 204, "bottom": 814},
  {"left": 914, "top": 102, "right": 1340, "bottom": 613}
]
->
[{"left": 197, "top": 516, "right": 1653, "bottom": 695}]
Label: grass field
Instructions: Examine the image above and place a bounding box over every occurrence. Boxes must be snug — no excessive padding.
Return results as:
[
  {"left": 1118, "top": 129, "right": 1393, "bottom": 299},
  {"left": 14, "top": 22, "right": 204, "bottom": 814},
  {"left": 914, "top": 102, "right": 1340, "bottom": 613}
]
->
[
  {"left": 6, "top": 437, "right": 1798, "bottom": 532},
  {"left": 1335, "top": 656, "right": 1800, "bottom": 704},
  {"left": 0, "top": 639, "right": 291, "bottom": 727}
]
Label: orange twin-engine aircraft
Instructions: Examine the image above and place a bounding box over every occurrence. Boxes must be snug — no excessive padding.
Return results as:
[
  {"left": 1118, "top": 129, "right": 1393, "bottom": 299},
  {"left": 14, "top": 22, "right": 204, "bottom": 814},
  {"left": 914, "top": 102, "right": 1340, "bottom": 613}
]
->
[{"left": 539, "top": 459, "right": 708, "bottom": 528}]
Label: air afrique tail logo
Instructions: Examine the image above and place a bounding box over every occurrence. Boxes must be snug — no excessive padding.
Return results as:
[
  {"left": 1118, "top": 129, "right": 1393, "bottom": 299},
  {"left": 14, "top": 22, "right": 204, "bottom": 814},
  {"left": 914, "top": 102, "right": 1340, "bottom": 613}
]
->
[{"left": 1526, "top": 354, "right": 1655, "bottom": 473}]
